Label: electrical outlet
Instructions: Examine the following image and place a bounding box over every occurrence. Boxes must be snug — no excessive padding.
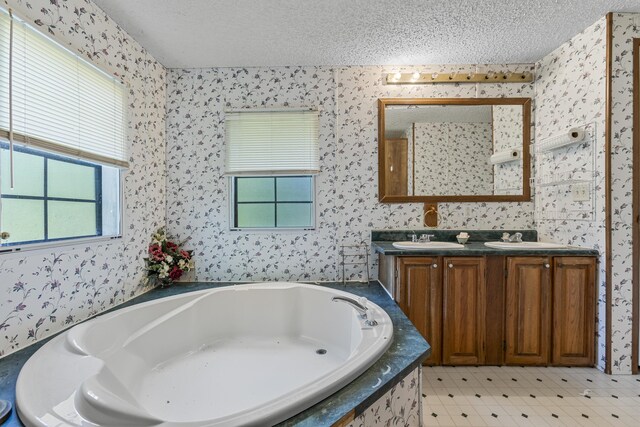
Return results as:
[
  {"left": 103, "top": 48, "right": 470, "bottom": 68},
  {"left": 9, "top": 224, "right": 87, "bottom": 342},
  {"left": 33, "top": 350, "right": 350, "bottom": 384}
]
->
[{"left": 571, "top": 183, "right": 590, "bottom": 202}]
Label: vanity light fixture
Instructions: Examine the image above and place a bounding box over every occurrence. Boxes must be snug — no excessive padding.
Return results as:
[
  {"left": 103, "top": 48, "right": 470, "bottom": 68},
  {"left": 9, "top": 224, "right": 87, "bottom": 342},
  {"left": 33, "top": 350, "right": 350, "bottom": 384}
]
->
[{"left": 385, "top": 71, "right": 534, "bottom": 85}]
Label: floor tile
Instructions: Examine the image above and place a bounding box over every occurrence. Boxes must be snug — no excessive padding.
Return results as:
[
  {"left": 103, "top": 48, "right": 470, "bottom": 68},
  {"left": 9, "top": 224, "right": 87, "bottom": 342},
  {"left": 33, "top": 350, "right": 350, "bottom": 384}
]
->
[{"left": 422, "top": 366, "right": 640, "bottom": 426}]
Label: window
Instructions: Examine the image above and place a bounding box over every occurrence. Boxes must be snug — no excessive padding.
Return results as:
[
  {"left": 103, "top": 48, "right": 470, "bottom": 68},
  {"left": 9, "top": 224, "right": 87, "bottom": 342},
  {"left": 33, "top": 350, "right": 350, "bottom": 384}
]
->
[
  {"left": 0, "top": 8, "right": 126, "bottom": 248},
  {"left": 0, "top": 143, "right": 120, "bottom": 245},
  {"left": 232, "top": 176, "right": 314, "bottom": 229},
  {"left": 225, "top": 110, "right": 319, "bottom": 230}
]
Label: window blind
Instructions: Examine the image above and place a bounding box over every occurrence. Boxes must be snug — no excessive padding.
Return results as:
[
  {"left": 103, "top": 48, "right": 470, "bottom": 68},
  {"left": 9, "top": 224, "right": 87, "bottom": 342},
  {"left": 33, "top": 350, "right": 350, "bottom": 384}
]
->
[
  {"left": 225, "top": 110, "right": 320, "bottom": 175},
  {"left": 0, "top": 9, "right": 128, "bottom": 168}
]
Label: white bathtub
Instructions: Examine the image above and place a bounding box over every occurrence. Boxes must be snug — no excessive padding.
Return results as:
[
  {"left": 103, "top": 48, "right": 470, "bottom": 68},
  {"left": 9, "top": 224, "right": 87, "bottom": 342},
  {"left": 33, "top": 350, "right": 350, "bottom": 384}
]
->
[{"left": 16, "top": 283, "right": 393, "bottom": 426}]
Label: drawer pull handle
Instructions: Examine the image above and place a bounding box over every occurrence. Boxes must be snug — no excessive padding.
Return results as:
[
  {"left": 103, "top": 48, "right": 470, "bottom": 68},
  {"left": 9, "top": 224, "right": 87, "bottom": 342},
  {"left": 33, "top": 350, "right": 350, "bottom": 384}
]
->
[
  {"left": 448, "top": 264, "right": 453, "bottom": 268},
  {"left": 544, "top": 263, "right": 550, "bottom": 269},
  {"left": 432, "top": 263, "right": 438, "bottom": 268}
]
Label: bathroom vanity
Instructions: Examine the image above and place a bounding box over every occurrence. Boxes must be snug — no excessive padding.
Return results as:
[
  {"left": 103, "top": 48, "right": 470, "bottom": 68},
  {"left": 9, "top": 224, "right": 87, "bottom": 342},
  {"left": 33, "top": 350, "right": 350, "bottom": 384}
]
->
[{"left": 373, "top": 230, "right": 598, "bottom": 367}]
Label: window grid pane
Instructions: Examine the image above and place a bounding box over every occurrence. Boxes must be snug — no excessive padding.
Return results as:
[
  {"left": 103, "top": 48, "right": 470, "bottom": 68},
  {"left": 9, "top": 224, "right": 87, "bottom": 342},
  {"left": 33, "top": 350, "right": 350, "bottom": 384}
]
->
[
  {"left": 0, "top": 143, "right": 102, "bottom": 245},
  {"left": 233, "top": 176, "right": 314, "bottom": 229}
]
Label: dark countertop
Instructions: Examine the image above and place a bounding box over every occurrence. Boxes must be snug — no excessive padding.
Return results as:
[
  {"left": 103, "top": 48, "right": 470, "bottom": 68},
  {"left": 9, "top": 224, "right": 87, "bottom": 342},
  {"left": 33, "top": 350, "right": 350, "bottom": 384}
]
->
[
  {"left": 0, "top": 282, "right": 430, "bottom": 427},
  {"left": 371, "top": 229, "right": 598, "bottom": 257},
  {"left": 372, "top": 241, "right": 599, "bottom": 257},
  {"left": 371, "top": 229, "right": 538, "bottom": 243}
]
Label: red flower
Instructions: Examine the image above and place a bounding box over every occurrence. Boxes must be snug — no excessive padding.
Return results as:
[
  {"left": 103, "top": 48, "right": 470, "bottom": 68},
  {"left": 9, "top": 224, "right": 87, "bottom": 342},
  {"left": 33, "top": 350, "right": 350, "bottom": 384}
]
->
[
  {"left": 169, "top": 265, "right": 183, "bottom": 281},
  {"left": 152, "top": 252, "right": 166, "bottom": 262},
  {"left": 166, "top": 241, "right": 178, "bottom": 251},
  {"left": 180, "top": 250, "right": 190, "bottom": 259},
  {"left": 149, "top": 243, "right": 161, "bottom": 254}
]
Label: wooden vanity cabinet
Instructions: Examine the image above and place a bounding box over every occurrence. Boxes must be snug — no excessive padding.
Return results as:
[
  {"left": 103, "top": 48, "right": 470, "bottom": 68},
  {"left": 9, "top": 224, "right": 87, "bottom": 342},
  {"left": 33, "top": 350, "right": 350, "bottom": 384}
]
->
[
  {"left": 552, "top": 257, "right": 596, "bottom": 366},
  {"left": 397, "top": 257, "right": 442, "bottom": 365},
  {"left": 505, "top": 257, "right": 552, "bottom": 365},
  {"left": 442, "top": 257, "right": 486, "bottom": 365},
  {"left": 504, "top": 256, "right": 596, "bottom": 367},
  {"left": 388, "top": 253, "right": 596, "bottom": 367},
  {"left": 396, "top": 256, "right": 486, "bottom": 365}
]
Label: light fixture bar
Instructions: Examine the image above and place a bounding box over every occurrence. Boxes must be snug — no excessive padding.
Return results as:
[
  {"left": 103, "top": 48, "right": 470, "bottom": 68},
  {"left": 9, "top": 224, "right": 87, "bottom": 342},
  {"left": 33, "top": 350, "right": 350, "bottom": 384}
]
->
[{"left": 385, "top": 71, "right": 534, "bottom": 85}]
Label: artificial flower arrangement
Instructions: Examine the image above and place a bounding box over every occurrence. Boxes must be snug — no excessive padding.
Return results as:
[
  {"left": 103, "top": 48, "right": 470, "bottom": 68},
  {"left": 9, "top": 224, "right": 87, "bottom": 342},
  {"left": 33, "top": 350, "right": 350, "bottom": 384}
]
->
[{"left": 145, "top": 228, "right": 194, "bottom": 286}]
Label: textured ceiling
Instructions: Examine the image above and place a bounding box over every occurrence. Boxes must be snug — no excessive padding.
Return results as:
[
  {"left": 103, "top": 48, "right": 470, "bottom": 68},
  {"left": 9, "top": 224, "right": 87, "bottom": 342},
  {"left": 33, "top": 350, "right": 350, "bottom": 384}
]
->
[
  {"left": 385, "top": 105, "right": 493, "bottom": 137},
  {"left": 92, "top": 0, "right": 640, "bottom": 68}
]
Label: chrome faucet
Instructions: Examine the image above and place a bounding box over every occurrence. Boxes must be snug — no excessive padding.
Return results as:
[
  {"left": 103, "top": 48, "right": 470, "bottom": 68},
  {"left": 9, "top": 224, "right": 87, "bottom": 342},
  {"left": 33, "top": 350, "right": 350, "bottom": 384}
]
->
[
  {"left": 410, "top": 233, "right": 418, "bottom": 242},
  {"left": 508, "top": 232, "right": 523, "bottom": 243},
  {"left": 501, "top": 232, "right": 523, "bottom": 243},
  {"left": 419, "top": 234, "right": 435, "bottom": 243},
  {"left": 332, "top": 296, "right": 378, "bottom": 326}
]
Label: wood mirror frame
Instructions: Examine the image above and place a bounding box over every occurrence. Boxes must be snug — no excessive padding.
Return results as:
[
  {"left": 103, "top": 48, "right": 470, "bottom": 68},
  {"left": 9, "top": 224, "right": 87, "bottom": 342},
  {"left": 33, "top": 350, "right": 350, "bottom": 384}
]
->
[{"left": 378, "top": 97, "right": 532, "bottom": 203}]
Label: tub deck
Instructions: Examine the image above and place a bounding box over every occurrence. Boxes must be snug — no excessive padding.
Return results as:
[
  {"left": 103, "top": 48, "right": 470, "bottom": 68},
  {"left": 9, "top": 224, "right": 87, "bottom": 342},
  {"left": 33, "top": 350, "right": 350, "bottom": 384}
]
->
[{"left": 0, "top": 281, "right": 430, "bottom": 426}]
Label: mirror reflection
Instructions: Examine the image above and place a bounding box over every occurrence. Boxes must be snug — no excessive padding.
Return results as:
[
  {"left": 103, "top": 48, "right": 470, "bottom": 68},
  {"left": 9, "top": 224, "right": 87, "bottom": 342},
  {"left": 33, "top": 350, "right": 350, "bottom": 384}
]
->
[{"left": 381, "top": 99, "right": 529, "bottom": 200}]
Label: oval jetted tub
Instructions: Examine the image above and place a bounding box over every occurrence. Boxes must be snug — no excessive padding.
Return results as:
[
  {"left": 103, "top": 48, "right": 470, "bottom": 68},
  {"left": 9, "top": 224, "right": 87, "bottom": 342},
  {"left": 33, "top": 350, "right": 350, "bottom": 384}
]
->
[{"left": 16, "top": 283, "right": 393, "bottom": 426}]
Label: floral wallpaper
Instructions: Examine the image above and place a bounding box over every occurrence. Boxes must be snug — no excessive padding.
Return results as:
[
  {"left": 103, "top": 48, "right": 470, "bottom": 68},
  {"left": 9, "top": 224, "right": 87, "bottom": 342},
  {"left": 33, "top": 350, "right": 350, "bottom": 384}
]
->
[
  {"left": 4, "top": 1, "right": 626, "bottom": 377},
  {"left": 345, "top": 367, "right": 421, "bottom": 427},
  {"left": 609, "top": 13, "right": 639, "bottom": 375},
  {"left": 165, "top": 67, "right": 339, "bottom": 282},
  {"left": 534, "top": 17, "right": 608, "bottom": 371},
  {"left": 414, "top": 123, "right": 450, "bottom": 195},
  {"left": 492, "top": 105, "right": 524, "bottom": 195},
  {"left": 0, "top": 0, "right": 166, "bottom": 357},
  {"left": 166, "top": 64, "right": 536, "bottom": 283},
  {"left": 413, "top": 122, "right": 494, "bottom": 196},
  {"left": 334, "top": 65, "right": 535, "bottom": 279}
]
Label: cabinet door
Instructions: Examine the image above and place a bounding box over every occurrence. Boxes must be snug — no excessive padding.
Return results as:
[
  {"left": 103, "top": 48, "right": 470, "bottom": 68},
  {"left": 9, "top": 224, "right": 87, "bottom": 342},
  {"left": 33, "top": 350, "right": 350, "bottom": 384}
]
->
[
  {"left": 505, "top": 257, "right": 551, "bottom": 365},
  {"left": 442, "top": 257, "right": 486, "bottom": 365},
  {"left": 552, "top": 257, "right": 596, "bottom": 366},
  {"left": 397, "top": 257, "right": 442, "bottom": 365}
]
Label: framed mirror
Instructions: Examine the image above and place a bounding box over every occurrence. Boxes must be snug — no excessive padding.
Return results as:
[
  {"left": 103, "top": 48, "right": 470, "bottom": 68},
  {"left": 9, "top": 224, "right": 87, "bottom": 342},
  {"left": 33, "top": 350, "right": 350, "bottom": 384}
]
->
[{"left": 378, "top": 98, "right": 531, "bottom": 202}]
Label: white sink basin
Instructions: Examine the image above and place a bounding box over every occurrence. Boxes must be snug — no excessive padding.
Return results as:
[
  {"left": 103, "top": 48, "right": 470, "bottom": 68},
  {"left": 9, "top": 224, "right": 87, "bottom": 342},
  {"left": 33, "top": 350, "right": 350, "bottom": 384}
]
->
[
  {"left": 392, "top": 241, "right": 465, "bottom": 250},
  {"left": 484, "top": 241, "right": 568, "bottom": 250}
]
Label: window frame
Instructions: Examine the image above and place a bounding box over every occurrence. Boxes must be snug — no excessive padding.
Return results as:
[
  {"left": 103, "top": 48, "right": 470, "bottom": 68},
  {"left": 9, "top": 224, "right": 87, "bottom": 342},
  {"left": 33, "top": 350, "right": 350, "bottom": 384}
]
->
[
  {"left": 229, "top": 175, "right": 316, "bottom": 231},
  {"left": 0, "top": 142, "right": 124, "bottom": 251}
]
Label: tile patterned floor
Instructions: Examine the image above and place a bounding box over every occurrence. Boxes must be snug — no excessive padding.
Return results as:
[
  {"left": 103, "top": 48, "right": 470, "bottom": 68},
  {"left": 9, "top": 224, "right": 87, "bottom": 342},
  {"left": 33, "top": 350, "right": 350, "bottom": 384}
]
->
[{"left": 422, "top": 366, "right": 640, "bottom": 426}]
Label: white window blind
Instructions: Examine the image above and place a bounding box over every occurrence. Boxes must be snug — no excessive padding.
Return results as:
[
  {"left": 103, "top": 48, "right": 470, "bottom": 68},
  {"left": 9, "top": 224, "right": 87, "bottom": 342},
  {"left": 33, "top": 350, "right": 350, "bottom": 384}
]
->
[
  {"left": 0, "top": 9, "right": 128, "bottom": 168},
  {"left": 225, "top": 110, "right": 320, "bottom": 175}
]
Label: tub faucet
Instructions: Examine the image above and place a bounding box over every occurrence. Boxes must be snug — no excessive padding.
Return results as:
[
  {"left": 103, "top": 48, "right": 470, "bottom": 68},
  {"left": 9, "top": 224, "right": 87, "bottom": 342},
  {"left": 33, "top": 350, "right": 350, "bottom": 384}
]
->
[{"left": 332, "top": 296, "right": 378, "bottom": 326}]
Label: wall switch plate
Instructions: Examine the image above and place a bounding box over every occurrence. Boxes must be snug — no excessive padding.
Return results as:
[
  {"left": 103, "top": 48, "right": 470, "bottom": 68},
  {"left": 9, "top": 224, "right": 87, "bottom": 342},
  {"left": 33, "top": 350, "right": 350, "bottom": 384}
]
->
[{"left": 571, "top": 183, "right": 590, "bottom": 202}]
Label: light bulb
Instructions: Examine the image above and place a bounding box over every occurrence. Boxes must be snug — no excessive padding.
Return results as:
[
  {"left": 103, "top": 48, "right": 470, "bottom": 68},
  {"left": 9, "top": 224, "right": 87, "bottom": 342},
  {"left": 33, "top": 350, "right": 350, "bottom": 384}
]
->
[
  {"left": 393, "top": 72, "right": 402, "bottom": 80},
  {"left": 412, "top": 72, "right": 421, "bottom": 80}
]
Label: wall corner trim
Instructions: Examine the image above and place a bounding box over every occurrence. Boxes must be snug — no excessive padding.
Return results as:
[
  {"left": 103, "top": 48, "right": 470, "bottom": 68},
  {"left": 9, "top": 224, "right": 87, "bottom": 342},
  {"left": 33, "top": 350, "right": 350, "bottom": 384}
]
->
[{"left": 604, "top": 12, "right": 613, "bottom": 376}]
